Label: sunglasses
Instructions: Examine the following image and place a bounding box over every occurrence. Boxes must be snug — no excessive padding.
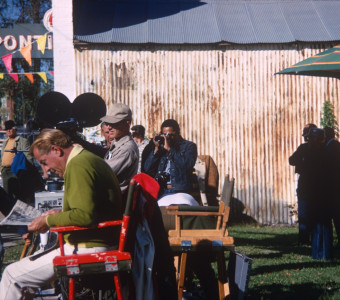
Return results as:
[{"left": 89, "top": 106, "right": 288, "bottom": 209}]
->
[{"left": 104, "top": 121, "right": 125, "bottom": 127}]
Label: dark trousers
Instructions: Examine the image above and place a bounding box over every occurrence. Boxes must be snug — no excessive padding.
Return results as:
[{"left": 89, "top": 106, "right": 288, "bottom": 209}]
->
[
  {"left": 312, "top": 221, "right": 333, "bottom": 260},
  {"left": 298, "top": 197, "right": 310, "bottom": 244},
  {"left": 1, "top": 167, "right": 20, "bottom": 200},
  {"left": 1, "top": 166, "right": 35, "bottom": 205}
]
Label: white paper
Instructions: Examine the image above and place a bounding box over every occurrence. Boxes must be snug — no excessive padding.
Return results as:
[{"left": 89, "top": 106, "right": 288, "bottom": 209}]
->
[{"left": 0, "top": 200, "right": 42, "bottom": 226}]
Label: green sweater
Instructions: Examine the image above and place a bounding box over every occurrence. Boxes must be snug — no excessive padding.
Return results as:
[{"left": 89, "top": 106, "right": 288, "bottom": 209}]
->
[{"left": 46, "top": 147, "right": 123, "bottom": 247}]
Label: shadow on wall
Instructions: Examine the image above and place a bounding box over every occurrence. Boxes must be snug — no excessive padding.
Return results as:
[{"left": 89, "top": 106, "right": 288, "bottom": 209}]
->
[
  {"left": 74, "top": 0, "right": 206, "bottom": 35},
  {"left": 229, "top": 197, "right": 257, "bottom": 225}
]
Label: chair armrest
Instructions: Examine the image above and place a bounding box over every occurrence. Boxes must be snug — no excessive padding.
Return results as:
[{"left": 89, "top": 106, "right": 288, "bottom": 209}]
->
[
  {"left": 50, "top": 220, "right": 123, "bottom": 233},
  {"left": 166, "top": 205, "right": 219, "bottom": 212},
  {"left": 166, "top": 205, "right": 221, "bottom": 216},
  {"left": 167, "top": 211, "right": 222, "bottom": 217}
]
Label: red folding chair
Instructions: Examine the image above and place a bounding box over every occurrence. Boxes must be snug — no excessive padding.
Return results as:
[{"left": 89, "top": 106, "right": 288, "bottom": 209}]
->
[{"left": 51, "top": 178, "right": 138, "bottom": 300}]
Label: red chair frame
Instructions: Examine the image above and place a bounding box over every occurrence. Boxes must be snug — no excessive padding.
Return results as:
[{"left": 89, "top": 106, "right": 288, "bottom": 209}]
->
[{"left": 51, "top": 179, "right": 138, "bottom": 300}]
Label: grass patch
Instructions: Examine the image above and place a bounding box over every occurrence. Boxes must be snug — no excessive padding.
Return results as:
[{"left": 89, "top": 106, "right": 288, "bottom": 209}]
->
[
  {"left": 1, "top": 239, "right": 25, "bottom": 274},
  {"left": 229, "top": 225, "right": 340, "bottom": 300},
  {"left": 2, "top": 225, "right": 340, "bottom": 299}
]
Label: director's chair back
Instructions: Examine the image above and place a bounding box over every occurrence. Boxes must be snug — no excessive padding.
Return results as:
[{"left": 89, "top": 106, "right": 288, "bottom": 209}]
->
[
  {"left": 51, "top": 178, "right": 138, "bottom": 300},
  {"left": 167, "top": 175, "right": 235, "bottom": 245}
]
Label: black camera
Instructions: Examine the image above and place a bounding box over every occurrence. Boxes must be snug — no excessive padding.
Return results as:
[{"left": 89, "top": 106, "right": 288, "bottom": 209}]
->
[
  {"left": 155, "top": 172, "right": 171, "bottom": 188},
  {"left": 155, "top": 134, "right": 165, "bottom": 145},
  {"left": 37, "top": 92, "right": 106, "bottom": 131},
  {"left": 154, "top": 133, "right": 173, "bottom": 145}
]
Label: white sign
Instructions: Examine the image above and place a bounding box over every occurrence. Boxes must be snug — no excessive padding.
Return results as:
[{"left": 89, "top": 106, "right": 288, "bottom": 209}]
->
[{"left": 43, "top": 9, "right": 53, "bottom": 32}]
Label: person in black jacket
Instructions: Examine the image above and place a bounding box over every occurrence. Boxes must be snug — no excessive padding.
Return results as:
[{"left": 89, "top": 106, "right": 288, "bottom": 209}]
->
[
  {"left": 323, "top": 127, "right": 340, "bottom": 248},
  {"left": 289, "top": 123, "right": 316, "bottom": 244},
  {"left": 308, "top": 128, "right": 332, "bottom": 259},
  {"left": 144, "top": 119, "right": 198, "bottom": 206}
]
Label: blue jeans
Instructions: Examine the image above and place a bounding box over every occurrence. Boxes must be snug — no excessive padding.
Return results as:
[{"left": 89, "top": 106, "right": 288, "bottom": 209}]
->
[
  {"left": 312, "top": 222, "right": 333, "bottom": 260},
  {"left": 298, "top": 197, "right": 310, "bottom": 243}
]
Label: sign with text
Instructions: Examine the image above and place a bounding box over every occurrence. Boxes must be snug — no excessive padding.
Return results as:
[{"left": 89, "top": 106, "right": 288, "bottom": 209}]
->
[{"left": 0, "top": 23, "right": 53, "bottom": 59}]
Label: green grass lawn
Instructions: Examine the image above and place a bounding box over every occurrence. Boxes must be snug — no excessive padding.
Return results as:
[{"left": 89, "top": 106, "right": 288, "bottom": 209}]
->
[
  {"left": 1, "top": 238, "right": 25, "bottom": 273},
  {"left": 229, "top": 225, "right": 340, "bottom": 300},
  {"left": 2, "top": 225, "right": 340, "bottom": 299}
]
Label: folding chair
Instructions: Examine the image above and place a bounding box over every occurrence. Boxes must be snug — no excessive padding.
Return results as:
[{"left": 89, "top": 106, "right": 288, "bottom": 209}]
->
[
  {"left": 51, "top": 178, "right": 138, "bottom": 300},
  {"left": 167, "top": 175, "right": 235, "bottom": 300}
]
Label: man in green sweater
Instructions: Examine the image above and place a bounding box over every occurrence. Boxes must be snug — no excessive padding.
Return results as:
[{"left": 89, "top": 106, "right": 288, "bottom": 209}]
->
[{"left": 0, "top": 129, "right": 123, "bottom": 299}]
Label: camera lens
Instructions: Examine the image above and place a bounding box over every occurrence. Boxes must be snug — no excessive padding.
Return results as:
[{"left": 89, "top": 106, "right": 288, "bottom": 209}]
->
[{"left": 155, "top": 135, "right": 165, "bottom": 144}]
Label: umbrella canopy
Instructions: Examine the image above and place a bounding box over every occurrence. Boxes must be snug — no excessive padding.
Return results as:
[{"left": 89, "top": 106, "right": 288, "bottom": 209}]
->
[{"left": 276, "top": 45, "right": 340, "bottom": 79}]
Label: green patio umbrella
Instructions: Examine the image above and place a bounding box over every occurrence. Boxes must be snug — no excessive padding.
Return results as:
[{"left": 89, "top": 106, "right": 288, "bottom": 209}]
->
[{"left": 276, "top": 45, "right": 340, "bottom": 79}]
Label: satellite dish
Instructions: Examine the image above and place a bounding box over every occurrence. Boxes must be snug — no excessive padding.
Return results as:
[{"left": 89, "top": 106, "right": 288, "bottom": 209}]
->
[
  {"left": 72, "top": 93, "right": 106, "bottom": 127},
  {"left": 36, "top": 91, "right": 71, "bottom": 128}
]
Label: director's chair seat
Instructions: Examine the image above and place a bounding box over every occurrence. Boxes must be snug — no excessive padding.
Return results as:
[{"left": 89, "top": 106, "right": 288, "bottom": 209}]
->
[{"left": 51, "top": 179, "right": 138, "bottom": 300}]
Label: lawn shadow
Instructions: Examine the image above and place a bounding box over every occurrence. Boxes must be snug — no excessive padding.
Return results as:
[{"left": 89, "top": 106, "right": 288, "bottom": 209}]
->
[
  {"left": 233, "top": 234, "right": 311, "bottom": 256},
  {"left": 228, "top": 197, "right": 257, "bottom": 225},
  {"left": 251, "top": 260, "right": 336, "bottom": 276},
  {"left": 247, "top": 282, "right": 336, "bottom": 300},
  {"left": 226, "top": 225, "right": 340, "bottom": 299}
]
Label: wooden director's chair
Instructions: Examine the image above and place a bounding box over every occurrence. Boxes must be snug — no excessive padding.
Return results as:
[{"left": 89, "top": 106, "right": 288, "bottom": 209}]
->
[{"left": 167, "top": 175, "right": 235, "bottom": 300}]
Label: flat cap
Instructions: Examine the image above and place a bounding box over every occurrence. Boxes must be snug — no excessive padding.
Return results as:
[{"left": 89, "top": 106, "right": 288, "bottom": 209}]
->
[
  {"left": 100, "top": 103, "right": 132, "bottom": 124},
  {"left": 4, "top": 120, "right": 16, "bottom": 130}
]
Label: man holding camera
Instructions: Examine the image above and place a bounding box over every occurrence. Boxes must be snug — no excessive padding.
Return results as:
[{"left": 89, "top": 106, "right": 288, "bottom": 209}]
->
[
  {"left": 144, "top": 119, "right": 198, "bottom": 206},
  {"left": 144, "top": 119, "right": 220, "bottom": 299}
]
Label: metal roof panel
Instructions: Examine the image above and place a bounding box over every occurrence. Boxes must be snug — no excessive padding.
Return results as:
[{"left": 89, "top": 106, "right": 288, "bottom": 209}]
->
[
  {"left": 147, "top": 2, "right": 184, "bottom": 43},
  {"left": 280, "top": 2, "right": 332, "bottom": 42},
  {"left": 247, "top": 2, "right": 294, "bottom": 43},
  {"left": 214, "top": 2, "right": 258, "bottom": 44},
  {"left": 74, "top": 0, "right": 340, "bottom": 44},
  {"left": 313, "top": 1, "right": 340, "bottom": 41},
  {"left": 111, "top": 2, "right": 148, "bottom": 43},
  {"left": 181, "top": 2, "right": 221, "bottom": 43}
]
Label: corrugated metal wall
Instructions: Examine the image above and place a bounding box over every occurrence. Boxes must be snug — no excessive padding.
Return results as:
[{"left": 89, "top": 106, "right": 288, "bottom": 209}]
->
[{"left": 74, "top": 43, "right": 340, "bottom": 224}]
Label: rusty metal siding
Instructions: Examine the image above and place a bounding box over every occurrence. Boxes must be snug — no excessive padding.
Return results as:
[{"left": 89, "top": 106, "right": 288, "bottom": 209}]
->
[{"left": 74, "top": 43, "right": 340, "bottom": 224}]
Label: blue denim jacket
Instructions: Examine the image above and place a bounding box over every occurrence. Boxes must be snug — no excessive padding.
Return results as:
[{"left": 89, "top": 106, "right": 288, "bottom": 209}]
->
[{"left": 144, "top": 137, "right": 197, "bottom": 194}]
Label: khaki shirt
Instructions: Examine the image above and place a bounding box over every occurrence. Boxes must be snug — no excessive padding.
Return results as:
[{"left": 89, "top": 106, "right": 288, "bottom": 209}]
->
[
  {"left": 0, "top": 136, "right": 32, "bottom": 172},
  {"left": 1, "top": 138, "right": 16, "bottom": 167},
  {"left": 105, "top": 134, "right": 139, "bottom": 191}
]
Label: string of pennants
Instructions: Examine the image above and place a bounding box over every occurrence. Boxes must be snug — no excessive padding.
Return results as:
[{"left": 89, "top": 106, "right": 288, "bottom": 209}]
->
[
  {"left": 0, "top": 32, "right": 53, "bottom": 84},
  {"left": 0, "top": 71, "right": 54, "bottom": 83}
]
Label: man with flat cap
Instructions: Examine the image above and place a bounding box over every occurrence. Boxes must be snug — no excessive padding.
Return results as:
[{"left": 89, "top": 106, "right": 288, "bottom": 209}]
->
[
  {"left": 71, "top": 103, "right": 138, "bottom": 192},
  {"left": 101, "top": 103, "right": 139, "bottom": 192},
  {"left": 1, "top": 120, "right": 31, "bottom": 200}
]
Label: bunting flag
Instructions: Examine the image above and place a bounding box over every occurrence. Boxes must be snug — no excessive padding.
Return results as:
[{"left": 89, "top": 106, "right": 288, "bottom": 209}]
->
[
  {"left": 38, "top": 72, "right": 47, "bottom": 83},
  {"left": 19, "top": 44, "right": 32, "bottom": 66},
  {"left": 0, "top": 71, "right": 52, "bottom": 83},
  {"left": 24, "top": 73, "right": 34, "bottom": 83},
  {"left": 36, "top": 34, "right": 47, "bottom": 54},
  {"left": 1, "top": 31, "right": 50, "bottom": 74},
  {"left": 2, "top": 54, "right": 13, "bottom": 73},
  {"left": 9, "top": 73, "right": 18, "bottom": 82}
]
